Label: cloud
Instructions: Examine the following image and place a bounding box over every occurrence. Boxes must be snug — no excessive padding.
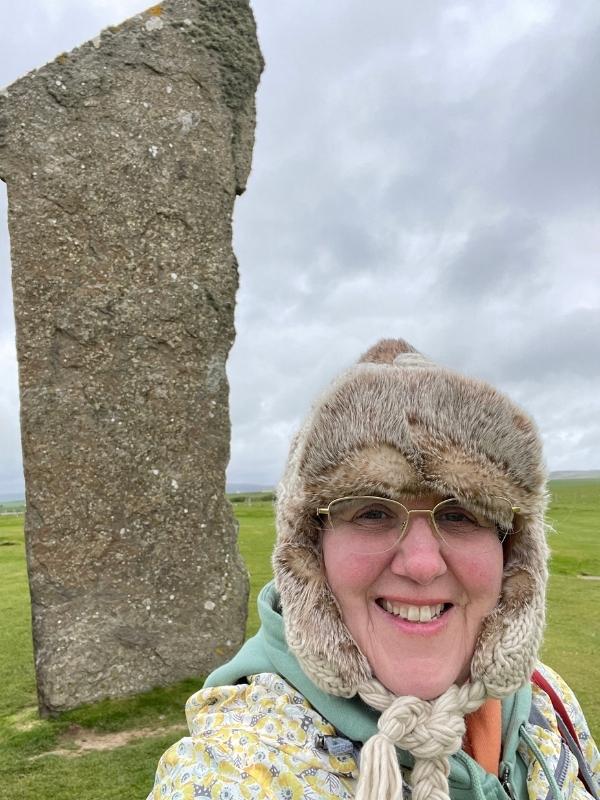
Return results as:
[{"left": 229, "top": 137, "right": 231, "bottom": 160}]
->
[
  {"left": 436, "top": 214, "right": 544, "bottom": 299},
  {"left": 495, "top": 308, "right": 600, "bottom": 382},
  {"left": 492, "top": 6, "right": 600, "bottom": 215}
]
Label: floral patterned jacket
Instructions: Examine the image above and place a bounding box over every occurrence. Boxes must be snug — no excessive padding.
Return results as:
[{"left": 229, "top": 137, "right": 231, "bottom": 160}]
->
[{"left": 148, "top": 665, "right": 599, "bottom": 800}]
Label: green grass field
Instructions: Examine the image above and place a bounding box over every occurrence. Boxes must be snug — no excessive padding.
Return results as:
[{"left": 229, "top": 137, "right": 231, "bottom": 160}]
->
[{"left": 0, "top": 481, "right": 598, "bottom": 799}]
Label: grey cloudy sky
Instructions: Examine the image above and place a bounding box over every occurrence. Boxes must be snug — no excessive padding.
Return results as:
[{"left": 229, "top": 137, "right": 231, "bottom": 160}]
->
[{"left": 1, "top": 0, "right": 599, "bottom": 496}]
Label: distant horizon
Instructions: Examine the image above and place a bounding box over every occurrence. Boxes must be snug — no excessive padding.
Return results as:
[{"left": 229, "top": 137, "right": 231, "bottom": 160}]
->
[{"left": 3, "top": 469, "right": 600, "bottom": 503}]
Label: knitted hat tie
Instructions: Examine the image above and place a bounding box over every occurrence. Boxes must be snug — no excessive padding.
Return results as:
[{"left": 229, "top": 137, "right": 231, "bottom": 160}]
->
[{"left": 355, "top": 679, "right": 487, "bottom": 800}]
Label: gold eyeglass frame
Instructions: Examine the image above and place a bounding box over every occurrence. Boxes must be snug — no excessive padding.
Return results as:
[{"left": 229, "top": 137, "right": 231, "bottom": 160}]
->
[{"left": 316, "top": 495, "right": 521, "bottom": 544}]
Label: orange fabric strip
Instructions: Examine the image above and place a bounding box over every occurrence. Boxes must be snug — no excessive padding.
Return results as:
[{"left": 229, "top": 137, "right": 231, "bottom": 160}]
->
[{"left": 463, "top": 698, "right": 502, "bottom": 776}]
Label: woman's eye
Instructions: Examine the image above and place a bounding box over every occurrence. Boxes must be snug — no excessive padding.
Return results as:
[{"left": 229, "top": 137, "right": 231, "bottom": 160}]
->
[
  {"left": 437, "top": 507, "right": 478, "bottom": 525},
  {"left": 356, "top": 508, "right": 386, "bottom": 520},
  {"left": 353, "top": 506, "right": 393, "bottom": 523}
]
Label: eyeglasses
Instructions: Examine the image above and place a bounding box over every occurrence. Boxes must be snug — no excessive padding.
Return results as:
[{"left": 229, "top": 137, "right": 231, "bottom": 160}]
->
[{"left": 316, "top": 496, "right": 520, "bottom": 554}]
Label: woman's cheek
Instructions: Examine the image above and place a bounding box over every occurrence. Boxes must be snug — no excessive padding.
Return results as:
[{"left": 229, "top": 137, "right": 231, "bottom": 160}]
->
[
  {"left": 455, "top": 549, "right": 503, "bottom": 600},
  {"left": 323, "top": 535, "right": 378, "bottom": 586}
]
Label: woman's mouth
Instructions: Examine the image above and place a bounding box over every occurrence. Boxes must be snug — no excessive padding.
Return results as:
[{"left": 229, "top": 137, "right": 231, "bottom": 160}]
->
[{"left": 376, "top": 598, "right": 453, "bottom": 623}]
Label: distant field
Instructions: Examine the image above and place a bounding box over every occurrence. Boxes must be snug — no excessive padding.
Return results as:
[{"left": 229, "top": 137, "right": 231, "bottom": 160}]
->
[
  {"left": 0, "top": 501, "right": 25, "bottom": 515},
  {"left": 0, "top": 480, "right": 598, "bottom": 799}
]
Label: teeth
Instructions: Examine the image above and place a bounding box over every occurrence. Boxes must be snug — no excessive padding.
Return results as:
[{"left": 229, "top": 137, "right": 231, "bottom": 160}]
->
[{"left": 382, "top": 600, "right": 445, "bottom": 622}]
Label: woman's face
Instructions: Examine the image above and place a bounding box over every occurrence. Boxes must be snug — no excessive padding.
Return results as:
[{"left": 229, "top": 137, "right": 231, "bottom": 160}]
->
[{"left": 322, "top": 494, "right": 504, "bottom": 700}]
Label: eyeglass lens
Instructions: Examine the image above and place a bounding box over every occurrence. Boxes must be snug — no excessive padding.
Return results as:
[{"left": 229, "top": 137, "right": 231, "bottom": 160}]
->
[{"left": 325, "top": 496, "right": 511, "bottom": 554}]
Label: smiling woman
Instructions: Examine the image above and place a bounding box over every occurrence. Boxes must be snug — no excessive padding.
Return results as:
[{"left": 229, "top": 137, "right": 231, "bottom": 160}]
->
[{"left": 148, "top": 338, "right": 600, "bottom": 800}]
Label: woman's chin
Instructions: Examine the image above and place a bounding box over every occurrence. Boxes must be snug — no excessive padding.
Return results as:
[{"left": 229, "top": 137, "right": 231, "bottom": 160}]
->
[{"left": 374, "top": 668, "right": 469, "bottom": 700}]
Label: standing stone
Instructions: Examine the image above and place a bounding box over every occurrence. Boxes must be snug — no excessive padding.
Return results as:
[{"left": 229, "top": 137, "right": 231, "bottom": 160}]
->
[{"left": 0, "top": 0, "right": 263, "bottom": 715}]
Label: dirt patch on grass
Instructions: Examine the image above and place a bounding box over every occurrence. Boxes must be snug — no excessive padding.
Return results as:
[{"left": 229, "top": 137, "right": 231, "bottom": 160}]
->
[
  {"left": 578, "top": 574, "right": 600, "bottom": 580},
  {"left": 8, "top": 708, "right": 41, "bottom": 731},
  {"left": 32, "top": 723, "right": 185, "bottom": 759}
]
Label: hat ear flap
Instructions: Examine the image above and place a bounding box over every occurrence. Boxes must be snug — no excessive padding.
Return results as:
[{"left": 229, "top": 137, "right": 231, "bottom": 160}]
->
[
  {"left": 470, "top": 517, "right": 548, "bottom": 695},
  {"left": 273, "top": 538, "right": 372, "bottom": 696}
]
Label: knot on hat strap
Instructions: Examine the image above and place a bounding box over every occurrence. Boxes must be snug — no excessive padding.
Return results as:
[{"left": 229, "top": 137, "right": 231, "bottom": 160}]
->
[{"left": 356, "top": 679, "right": 487, "bottom": 800}]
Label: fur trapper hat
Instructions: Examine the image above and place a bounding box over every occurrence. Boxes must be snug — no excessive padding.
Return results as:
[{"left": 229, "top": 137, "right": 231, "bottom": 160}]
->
[{"left": 273, "top": 338, "right": 549, "bottom": 701}]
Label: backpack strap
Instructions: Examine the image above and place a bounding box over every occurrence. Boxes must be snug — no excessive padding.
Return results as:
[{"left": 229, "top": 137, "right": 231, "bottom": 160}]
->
[
  {"left": 532, "top": 669, "right": 599, "bottom": 799},
  {"left": 532, "top": 670, "right": 582, "bottom": 748}
]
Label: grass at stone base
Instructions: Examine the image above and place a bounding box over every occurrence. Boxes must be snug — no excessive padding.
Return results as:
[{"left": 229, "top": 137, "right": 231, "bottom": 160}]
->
[{"left": 0, "top": 480, "right": 598, "bottom": 799}]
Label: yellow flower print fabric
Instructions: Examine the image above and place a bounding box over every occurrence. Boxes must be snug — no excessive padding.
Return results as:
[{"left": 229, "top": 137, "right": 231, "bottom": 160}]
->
[
  {"left": 149, "top": 666, "right": 599, "bottom": 800},
  {"left": 148, "top": 673, "right": 358, "bottom": 800},
  {"left": 521, "top": 664, "right": 599, "bottom": 800}
]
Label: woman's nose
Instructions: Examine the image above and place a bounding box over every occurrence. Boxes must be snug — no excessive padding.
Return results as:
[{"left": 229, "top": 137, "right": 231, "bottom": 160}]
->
[{"left": 389, "top": 515, "right": 448, "bottom": 584}]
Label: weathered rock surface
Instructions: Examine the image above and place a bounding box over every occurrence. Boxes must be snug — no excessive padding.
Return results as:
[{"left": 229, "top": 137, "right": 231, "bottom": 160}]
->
[{"left": 0, "top": 0, "right": 263, "bottom": 714}]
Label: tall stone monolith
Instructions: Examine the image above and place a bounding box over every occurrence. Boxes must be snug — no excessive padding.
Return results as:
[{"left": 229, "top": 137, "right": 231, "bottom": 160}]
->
[{"left": 0, "top": 0, "right": 263, "bottom": 714}]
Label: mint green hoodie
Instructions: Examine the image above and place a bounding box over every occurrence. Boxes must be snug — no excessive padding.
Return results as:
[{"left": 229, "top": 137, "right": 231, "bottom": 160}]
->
[{"left": 205, "top": 581, "right": 532, "bottom": 800}]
